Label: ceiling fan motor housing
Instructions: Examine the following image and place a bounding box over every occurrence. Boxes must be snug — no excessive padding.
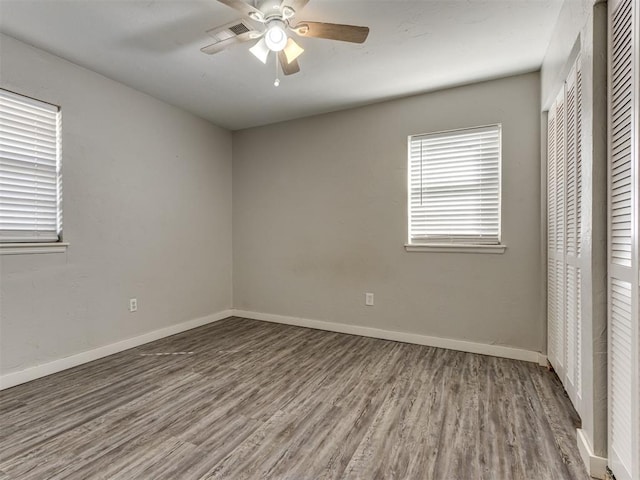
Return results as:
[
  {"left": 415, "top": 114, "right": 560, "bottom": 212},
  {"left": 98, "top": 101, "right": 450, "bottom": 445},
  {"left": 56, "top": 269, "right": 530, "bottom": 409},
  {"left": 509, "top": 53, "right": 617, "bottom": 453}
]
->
[{"left": 257, "top": 0, "right": 285, "bottom": 14}]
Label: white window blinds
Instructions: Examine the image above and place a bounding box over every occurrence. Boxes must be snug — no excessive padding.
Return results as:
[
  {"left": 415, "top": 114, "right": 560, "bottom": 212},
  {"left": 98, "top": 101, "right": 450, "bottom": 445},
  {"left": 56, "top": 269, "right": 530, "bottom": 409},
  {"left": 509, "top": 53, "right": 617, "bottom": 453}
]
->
[
  {"left": 408, "top": 124, "right": 501, "bottom": 245},
  {"left": 0, "top": 89, "right": 62, "bottom": 242}
]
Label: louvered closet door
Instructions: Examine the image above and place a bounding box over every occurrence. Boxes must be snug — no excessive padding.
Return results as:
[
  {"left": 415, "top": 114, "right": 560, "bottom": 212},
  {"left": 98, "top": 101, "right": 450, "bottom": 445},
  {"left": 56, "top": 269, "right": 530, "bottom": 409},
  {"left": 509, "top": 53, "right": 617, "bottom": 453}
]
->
[
  {"left": 548, "top": 102, "right": 560, "bottom": 373},
  {"left": 547, "top": 57, "right": 584, "bottom": 411},
  {"left": 548, "top": 89, "right": 567, "bottom": 380},
  {"left": 555, "top": 92, "right": 567, "bottom": 378},
  {"left": 564, "top": 61, "right": 583, "bottom": 408},
  {"left": 608, "top": 0, "right": 639, "bottom": 478}
]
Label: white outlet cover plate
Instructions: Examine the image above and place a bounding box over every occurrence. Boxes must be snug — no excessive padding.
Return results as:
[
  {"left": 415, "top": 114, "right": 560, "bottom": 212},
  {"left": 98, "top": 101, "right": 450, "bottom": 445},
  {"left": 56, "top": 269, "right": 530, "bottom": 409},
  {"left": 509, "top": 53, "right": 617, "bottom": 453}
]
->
[{"left": 365, "top": 293, "right": 374, "bottom": 306}]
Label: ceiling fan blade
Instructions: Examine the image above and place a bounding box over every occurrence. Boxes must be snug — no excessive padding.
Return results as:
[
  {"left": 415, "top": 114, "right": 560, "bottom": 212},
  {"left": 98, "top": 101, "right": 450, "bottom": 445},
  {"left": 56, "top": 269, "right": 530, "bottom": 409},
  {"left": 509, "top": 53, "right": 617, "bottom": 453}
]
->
[
  {"left": 217, "top": 0, "right": 265, "bottom": 22},
  {"left": 201, "top": 31, "right": 254, "bottom": 54},
  {"left": 249, "top": 38, "right": 270, "bottom": 64},
  {"left": 278, "top": 51, "right": 300, "bottom": 75},
  {"left": 282, "top": 38, "right": 304, "bottom": 64},
  {"left": 280, "top": 0, "right": 310, "bottom": 16},
  {"left": 292, "top": 22, "right": 369, "bottom": 43}
]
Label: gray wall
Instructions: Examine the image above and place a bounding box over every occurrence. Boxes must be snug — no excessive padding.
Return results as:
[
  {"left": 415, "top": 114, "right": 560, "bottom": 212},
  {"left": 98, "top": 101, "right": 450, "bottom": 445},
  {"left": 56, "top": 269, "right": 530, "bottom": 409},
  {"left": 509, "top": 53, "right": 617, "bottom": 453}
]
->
[
  {"left": 233, "top": 72, "right": 543, "bottom": 353},
  {"left": 0, "top": 35, "right": 233, "bottom": 376}
]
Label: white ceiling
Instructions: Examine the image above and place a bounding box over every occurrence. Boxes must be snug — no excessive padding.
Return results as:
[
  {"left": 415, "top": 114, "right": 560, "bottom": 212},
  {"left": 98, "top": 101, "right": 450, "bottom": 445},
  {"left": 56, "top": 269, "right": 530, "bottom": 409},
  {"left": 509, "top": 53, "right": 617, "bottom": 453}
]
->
[{"left": 0, "top": 0, "right": 563, "bottom": 130}]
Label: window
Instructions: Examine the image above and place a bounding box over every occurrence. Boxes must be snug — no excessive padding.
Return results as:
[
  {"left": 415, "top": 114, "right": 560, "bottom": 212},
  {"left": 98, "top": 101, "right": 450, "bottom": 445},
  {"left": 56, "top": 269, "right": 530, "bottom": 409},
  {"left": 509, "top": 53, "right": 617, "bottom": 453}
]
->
[
  {"left": 407, "top": 124, "right": 503, "bottom": 252},
  {"left": 0, "top": 89, "right": 62, "bottom": 244}
]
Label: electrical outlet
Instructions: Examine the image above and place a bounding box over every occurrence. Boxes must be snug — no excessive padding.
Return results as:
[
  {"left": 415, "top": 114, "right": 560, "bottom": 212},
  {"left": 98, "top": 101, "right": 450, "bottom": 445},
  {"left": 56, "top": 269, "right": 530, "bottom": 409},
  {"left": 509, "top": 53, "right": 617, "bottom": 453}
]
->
[
  {"left": 129, "top": 298, "right": 138, "bottom": 312},
  {"left": 365, "top": 293, "right": 374, "bottom": 306}
]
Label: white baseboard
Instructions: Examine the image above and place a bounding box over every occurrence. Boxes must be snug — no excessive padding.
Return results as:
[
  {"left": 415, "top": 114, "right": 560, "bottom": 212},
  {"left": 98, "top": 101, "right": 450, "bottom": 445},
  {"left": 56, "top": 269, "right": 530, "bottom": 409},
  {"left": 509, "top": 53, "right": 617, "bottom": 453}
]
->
[
  {"left": 577, "top": 428, "right": 608, "bottom": 479},
  {"left": 232, "top": 309, "right": 543, "bottom": 363},
  {"left": 0, "top": 309, "right": 233, "bottom": 390},
  {"left": 1, "top": 309, "right": 545, "bottom": 390},
  {"left": 537, "top": 353, "right": 549, "bottom": 367}
]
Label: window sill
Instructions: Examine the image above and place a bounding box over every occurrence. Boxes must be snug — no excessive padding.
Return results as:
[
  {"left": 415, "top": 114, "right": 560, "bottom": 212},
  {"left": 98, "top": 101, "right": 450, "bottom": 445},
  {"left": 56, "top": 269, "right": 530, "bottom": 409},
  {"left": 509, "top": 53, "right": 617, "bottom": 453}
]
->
[
  {"left": 405, "top": 243, "right": 506, "bottom": 254},
  {"left": 0, "top": 242, "right": 69, "bottom": 255}
]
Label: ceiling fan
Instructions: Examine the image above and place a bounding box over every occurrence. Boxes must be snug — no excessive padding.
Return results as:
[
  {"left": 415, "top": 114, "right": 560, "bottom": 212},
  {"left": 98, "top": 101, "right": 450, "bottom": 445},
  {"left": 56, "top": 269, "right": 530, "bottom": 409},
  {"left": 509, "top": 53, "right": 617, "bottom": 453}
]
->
[{"left": 201, "top": 0, "right": 370, "bottom": 81}]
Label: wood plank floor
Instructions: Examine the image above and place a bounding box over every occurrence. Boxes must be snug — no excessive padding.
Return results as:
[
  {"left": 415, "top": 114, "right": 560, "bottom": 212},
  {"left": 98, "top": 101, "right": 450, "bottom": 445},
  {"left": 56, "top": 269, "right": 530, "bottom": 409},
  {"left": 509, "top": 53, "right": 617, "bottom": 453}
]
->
[{"left": 0, "top": 317, "right": 588, "bottom": 479}]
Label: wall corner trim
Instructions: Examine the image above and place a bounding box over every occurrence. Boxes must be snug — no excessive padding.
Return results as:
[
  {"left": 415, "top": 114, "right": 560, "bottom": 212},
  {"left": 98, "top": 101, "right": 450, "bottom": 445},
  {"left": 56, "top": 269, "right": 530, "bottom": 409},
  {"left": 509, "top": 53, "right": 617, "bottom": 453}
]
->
[
  {"left": 0, "top": 309, "right": 233, "bottom": 390},
  {"left": 577, "top": 428, "right": 608, "bottom": 479},
  {"left": 232, "top": 309, "right": 543, "bottom": 363}
]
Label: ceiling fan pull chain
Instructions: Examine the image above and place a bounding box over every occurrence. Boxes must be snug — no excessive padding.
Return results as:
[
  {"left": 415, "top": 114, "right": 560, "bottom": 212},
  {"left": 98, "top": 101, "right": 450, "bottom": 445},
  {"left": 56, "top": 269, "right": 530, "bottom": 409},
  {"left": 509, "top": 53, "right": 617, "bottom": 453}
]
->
[{"left": 274, "top": 53, "right": 281, "bottom": 87}]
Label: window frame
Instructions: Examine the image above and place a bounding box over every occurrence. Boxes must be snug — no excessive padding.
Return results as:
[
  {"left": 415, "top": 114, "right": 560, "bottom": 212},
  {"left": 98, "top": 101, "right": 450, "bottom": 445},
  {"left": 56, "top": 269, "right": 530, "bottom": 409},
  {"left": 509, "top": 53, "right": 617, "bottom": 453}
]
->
[{"left": 405, "top": 124, "right": 505, "bottom": 254}]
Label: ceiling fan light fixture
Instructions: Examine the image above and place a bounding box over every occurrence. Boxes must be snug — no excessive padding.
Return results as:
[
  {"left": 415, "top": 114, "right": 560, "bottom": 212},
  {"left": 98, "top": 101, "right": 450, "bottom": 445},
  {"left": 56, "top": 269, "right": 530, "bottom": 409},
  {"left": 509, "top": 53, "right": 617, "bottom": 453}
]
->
[
  {"left": 283, "top": 38, "right": 304, "bottom": 64},
  {"left": 249, "top": 38, "right": 270, "bottom": 64},
  {"left": 265, "top": 22, "right": 288, "bottom": 52}
]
